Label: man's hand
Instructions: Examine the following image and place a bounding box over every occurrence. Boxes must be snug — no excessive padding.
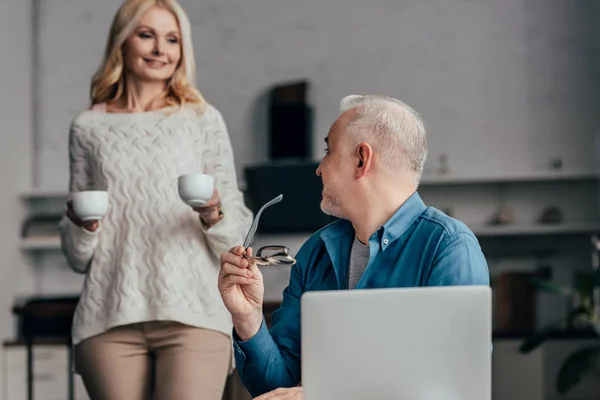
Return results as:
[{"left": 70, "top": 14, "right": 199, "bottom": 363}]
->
[
  {"left": 253, "top": 387, "right": 303, "bottom": 399},
  {"left": 218, "top": 246, "right": 264, "bottom": 340}
]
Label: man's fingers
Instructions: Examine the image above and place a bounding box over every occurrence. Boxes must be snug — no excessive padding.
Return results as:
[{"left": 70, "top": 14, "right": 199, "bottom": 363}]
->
[
  {"left": 221, "top": 250, "right": 248, "bottom": 269},
  {"left": 219, "top": 274, "right": 254, "bottom": 288},
  {"left": 221, "top": 262, "right": 254, "bottom": 278},
  {"left": 254, "top": 388, "right": 280, "bottom": 399},
  {"left": 232, "top": 245, "right": 245, "bottom": 256},
  {"left": 253, "top": 387, "right": 302, "bottom": 399},
  {"left": 219, "top": 247, "right": 262, "bottom": 281}
]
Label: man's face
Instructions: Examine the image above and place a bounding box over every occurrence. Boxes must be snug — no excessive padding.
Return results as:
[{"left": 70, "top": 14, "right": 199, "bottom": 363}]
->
[{"left": 316, "top": 112, "right": 355, "bottom": 219}]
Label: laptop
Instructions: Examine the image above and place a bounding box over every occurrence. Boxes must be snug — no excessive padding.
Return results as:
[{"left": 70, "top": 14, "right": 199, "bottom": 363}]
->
[{"left": 301, "top": 285, "right": 492, "bottom": 400}]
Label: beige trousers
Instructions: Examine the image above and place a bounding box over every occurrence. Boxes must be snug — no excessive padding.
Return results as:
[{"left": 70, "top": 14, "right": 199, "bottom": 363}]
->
[{"left": 74, "top": 321, "right": 232, "bottom": 400}]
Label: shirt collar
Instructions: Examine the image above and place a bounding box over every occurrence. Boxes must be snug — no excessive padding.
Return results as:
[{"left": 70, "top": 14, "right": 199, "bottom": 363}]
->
[
  {"left": 320, "top": 191, "right": 427, "bottom": 250},
  {"left": 379, "top": 191, "right": 427, "bottom": 248}
]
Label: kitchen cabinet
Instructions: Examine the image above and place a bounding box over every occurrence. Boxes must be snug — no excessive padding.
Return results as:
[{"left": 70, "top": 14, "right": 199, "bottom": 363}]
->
[
  {"left": 492, "top": 339, "right": 600, "bottom": 400},
  {"left": 2, "top": 343, "right": 88, "bottom": 400}
]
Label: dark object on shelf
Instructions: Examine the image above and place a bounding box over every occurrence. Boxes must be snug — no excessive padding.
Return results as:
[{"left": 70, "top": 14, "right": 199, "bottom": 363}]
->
[
  {"left": 244, "top": 161, "right": 336, "bottom": 233},
  {"left": 435, "top": 153, "right": 450, "bottom": 174},
  {"left": 12, "top": 296, "right": 78, "bottom": 400},
  {"left": 550, "top": 157, "right": 563, "bottom": 170},
  {"left": 489, "top": 205, "right": 515, "bottom": 225},
  {"left": 268, "top": 81, "right": 313, "bottom": 160},
  {"left": 494, "top": 272, "right": 537, "bottom": 335},
  {"left": 539, "top": 206, "right": 563, "bottom": 224}
]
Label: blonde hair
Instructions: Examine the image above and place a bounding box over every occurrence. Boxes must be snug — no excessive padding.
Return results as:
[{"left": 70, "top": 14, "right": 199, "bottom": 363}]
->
[{"left": 90, "top": 0, "right": 205, "bottom": 111}]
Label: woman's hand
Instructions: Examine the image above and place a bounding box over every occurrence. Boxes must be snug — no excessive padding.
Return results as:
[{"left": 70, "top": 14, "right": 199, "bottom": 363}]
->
[
  {"left": 193, "top": 189, "right": 223, "bottom": 227},
  {"left": 65, "top": 200, "right": 99, "bottom": 232}
]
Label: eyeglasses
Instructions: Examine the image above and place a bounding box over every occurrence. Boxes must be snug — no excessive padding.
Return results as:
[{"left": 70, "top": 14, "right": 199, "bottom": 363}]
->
[
  {"left": 242, "top": 194, "right": 297, "bottom": 267},
  {"left": 245, "top": 245, "right": 296, "bottom": 266}
]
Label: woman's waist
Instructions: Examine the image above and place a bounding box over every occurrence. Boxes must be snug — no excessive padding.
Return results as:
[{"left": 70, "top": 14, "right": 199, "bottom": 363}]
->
[{"left": 71, "top": 300, "right": 233, "bottom": 339}]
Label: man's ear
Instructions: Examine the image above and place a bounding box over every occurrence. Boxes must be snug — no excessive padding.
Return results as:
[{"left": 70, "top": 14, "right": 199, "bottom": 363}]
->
[{"left": 355, "top": 143, "right": 373, "bottom": 179}]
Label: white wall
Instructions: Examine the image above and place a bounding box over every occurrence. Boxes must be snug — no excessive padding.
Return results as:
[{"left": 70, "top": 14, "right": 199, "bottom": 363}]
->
[
  {"left": 34, "top": 0, "right": 600, "bottom": 190},
  {"left": 0, "top": 0, "right": 35, "bottom": 397}
]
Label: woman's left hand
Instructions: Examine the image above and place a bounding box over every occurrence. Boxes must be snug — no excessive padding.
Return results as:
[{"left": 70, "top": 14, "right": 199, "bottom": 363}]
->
[
  {"left": 193, "top": 189, "right": 223, "bottom": 227},
  {"left": 253, "top": 387, "right": 303, "bottom": 400}
]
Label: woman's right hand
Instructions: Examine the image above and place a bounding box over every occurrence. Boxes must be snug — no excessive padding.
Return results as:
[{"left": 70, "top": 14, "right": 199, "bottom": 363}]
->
[
  {"left": 218, "top": 246, "right": 264, "bottom": 340},
  {"left": 66, "top": 200, "right": 99, "bottom": 232}
]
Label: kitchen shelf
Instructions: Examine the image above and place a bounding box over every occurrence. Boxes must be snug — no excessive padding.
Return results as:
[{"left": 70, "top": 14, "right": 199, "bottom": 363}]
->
[
  {"left": 17, "top": 171, "right": 600, "bottom": 200},
  {"left": 18, "top": 222, "right": 600, "bottom": 252},
  {"left": 19, "top": 236, "right": 61, "bottom": 251},
  {"left": 470, "top": 222, "right": 600, "bottom": 237},
  {"left": 419, "top": 170, "right": 599, "bottom": 186}
]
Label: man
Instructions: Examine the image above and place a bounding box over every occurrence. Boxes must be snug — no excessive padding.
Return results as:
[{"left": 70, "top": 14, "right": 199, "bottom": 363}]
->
[{"left": 218, "top": 95, "right": 490, "bottom": 399}]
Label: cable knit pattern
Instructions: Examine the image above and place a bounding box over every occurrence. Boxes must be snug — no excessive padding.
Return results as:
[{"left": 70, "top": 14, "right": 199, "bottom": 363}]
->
[{"left": 58, "top": 104, "right": 253, "bottom": 346}]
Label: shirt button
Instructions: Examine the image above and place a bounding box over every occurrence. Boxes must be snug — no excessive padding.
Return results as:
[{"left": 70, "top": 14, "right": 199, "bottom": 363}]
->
[{"left": 383, "top": 239, "right": 389, "bottom": 245}]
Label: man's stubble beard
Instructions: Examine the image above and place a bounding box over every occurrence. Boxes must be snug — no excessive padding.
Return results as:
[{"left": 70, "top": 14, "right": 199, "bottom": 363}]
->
[{"left": 320, "top": 191, "right": 346, "bottom": 220}]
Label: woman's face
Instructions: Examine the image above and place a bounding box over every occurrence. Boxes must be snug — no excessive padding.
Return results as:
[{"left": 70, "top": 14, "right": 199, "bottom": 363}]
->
[{"left": 122, "top": 6, "right": 182, "bottom": 83}]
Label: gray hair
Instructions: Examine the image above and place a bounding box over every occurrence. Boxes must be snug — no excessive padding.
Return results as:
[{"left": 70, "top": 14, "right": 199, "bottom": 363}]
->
[{"left": 340, "top": 95, "right": 428, "bottom": 186}]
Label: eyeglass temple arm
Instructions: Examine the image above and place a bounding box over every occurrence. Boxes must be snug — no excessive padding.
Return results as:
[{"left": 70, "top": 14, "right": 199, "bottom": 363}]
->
[{"left": 256, "top": 245, "right": 290, "bottom": 257}]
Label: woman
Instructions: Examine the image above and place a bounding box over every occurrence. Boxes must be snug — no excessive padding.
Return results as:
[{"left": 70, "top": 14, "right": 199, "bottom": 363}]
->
[{"left": 58, "top": 1, "right": 253, "bottom": 399}]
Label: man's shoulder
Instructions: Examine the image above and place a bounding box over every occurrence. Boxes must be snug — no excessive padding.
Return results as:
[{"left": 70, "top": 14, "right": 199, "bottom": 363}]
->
[
  {"left": 417, "top": 207, "right": 479, "bottom": 243},
  {"left": 418, "top": 207, "right": 490, "bottom": 286}
]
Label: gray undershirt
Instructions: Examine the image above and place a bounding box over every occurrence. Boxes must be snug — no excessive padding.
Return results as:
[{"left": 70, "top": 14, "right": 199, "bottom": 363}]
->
[{"left": 348, "top": 236, "right": 370, "bottom": 289}]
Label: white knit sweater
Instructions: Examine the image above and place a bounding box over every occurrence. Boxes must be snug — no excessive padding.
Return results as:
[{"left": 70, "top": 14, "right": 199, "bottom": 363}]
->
[{"left": 58, "top": 103, "right": 253, "bottom": 346}]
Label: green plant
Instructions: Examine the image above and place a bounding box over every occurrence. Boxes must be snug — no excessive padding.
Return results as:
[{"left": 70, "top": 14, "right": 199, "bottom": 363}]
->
[{"left": 519, "top": 268, "right": 600, "bottom": 394}]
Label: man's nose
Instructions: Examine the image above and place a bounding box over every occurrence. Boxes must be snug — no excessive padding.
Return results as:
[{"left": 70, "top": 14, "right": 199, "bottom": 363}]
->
[{"left": 316, "top": 163, "right": 322, "bottom": 177}]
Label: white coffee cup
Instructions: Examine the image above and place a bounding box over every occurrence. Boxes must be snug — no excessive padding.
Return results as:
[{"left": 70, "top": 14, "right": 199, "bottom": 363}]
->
[
  {"left": 178, "top": 173, "right": 214, "bottom": 207},
  {"left": 71, "top": 190, "right": 109, "bottom": 221}
]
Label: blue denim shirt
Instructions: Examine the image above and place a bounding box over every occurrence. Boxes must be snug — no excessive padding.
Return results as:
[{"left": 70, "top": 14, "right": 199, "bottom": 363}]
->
[{"left": 233, "top": 192, "right": 490, "bottom": 397}]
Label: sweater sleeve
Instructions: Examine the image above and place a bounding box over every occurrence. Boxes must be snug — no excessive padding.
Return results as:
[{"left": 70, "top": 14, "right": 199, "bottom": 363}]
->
[
  {"left": 58, "top": 120, "right": 101, "bottom": 274},
  {"left": 199, "top": 106, "right": 253, "bottom": 257}
]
